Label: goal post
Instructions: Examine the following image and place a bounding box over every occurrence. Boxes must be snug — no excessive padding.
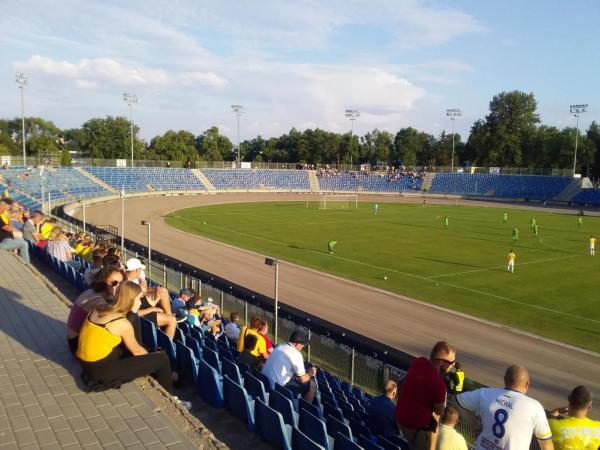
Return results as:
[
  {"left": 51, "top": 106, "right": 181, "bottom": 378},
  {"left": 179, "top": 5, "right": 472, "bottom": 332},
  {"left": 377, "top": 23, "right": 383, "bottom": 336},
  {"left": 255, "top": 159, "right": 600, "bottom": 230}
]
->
[{"left": 318, "top": 194, "right": 358, "bottom": 210}]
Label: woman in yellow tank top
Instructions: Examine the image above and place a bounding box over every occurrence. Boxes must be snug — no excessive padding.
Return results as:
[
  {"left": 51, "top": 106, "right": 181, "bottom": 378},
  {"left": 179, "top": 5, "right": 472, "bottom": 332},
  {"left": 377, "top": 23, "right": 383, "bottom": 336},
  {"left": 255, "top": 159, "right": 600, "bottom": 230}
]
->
[{"left": 76, "top": 281, "right": 174, "bottom": 394}]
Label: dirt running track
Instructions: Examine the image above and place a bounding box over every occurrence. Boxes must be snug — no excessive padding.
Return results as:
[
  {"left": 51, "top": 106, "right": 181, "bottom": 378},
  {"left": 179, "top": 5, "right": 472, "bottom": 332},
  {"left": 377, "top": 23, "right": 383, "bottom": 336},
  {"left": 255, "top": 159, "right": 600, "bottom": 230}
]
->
[{"left": 78, "top": 193, "right": 600, "bottom": 414}]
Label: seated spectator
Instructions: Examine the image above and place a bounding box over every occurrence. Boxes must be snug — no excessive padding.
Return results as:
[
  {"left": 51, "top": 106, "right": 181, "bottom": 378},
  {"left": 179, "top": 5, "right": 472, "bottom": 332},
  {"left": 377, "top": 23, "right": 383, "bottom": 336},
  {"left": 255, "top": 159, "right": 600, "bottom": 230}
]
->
[
  {"left": 39, "top": 217, "right": 56, "bottom": 241},
  {"left": 367, "top": 380, "right": 399, "bottom": 439},
  {"left": 76, "top": 281, "right": 184, "bottom": 403},
  {"left": 0, "top": 198, "right": 30, "bottom": 263},
  {"left": 172, "top": 288, "right": 194, "bottom": 313},
  {"left": 46, "top": 227, "right": 79, "bottom": 267},
  {"left": 436, "top": 406, "right": 468, "bottom": 450},
  {"left": 125, "top": 258, "right": 175, "bottom": 339},
  {"left": 74, "top": 235, "right": 96, "bottom": 261},
  {"left": 238, "top": 333, "right": 262, "bottom": 371},
  {"left": 259, "top": 320, "right": 274, "bottom": 354},
  {"left": 224, "top": 312, "right": 241, "bottom": 342},
  {"left": 187, "top": 302, "right": 221, "bottom": 336},
  {"left": 548, "top": 385, "right": 600, "bottom": 450},
  {"left": 83, "top": 248, "right": 109, "bottom": 285},
  {"left": 261, "top": 329, "right": 317, "bottom": 403},
  {"left": 22, "top": 210, "right": 43, "bottom": 243},
  {"left": 237, "top": 315, "right": 269, "bottom": 361},
  {"left": 66, "top": 265, "right": 124, "bottom": 353}
]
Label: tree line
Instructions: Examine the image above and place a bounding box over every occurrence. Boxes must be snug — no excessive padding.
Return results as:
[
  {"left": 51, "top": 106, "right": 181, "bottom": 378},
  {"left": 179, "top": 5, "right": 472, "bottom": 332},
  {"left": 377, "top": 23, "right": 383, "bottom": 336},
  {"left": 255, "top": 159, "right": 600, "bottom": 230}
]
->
[{"left": 1, "top": 90, "right": 599, "bottom": 176}]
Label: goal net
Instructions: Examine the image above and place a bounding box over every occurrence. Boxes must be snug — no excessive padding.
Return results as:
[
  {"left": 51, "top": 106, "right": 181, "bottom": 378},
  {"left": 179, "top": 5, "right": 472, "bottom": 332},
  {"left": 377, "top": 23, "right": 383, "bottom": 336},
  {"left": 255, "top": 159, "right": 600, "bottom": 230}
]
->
[{"left": 318, "top": 194, "right": 358, "bottom": 209}]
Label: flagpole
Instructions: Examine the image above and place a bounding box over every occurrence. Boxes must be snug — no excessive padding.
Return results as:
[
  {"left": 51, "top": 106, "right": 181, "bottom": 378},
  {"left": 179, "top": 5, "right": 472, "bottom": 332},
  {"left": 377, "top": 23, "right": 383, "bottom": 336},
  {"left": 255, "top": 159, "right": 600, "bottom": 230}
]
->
[{"left": 120, "top": 187, "right": 125, "bottom": 255}]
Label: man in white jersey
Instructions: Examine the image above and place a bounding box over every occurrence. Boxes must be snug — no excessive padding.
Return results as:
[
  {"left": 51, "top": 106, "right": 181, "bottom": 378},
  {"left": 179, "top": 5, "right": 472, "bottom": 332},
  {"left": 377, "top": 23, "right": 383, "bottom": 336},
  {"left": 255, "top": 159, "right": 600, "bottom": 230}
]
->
[{"left": 456, "top": 365, "right": 554, "bottom": 450}]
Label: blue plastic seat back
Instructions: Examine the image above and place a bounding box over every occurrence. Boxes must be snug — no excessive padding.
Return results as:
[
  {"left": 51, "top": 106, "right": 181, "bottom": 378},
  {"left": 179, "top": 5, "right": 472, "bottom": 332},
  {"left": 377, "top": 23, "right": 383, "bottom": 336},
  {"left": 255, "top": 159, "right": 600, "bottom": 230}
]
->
[
  {"left": 156, "top": 329, "right": 176, "bottom": 365},
  {"left": 358, "top": 435, "right": 385, "bottom": 450},
  {"left": 237, "top": 360, "right": 250, "bottom": 378},
  {"left": 244, "top": 372, "right": 268, "bottom": 403},
  {"left": 203, "top": 337, "right": 218, "bottom": 352},
  {"left": 292, "top": 427, "right": 326, "bottom": 450},
  {"left": 349, "top": 417, "right": 373, "bottom": 441},
  {"left": 175, "top": 341, "right": 199, "bottom": 383},
  {"left": 174, "top": 327, "right": 186, "bottom": 345},
  {"left": 269, "top": 389, "right": 297, "bottom": 428},
  {"left": 298, "top": 409, "right": 330, "bottom": 450},
  {"left": 334, "top": 432, "right": 362, "bottom": 450},
  {"left": 188, "top": 326, "right": 204, "bottom": 343},
  {"left": 196, "top": 359, "right": 224, "bottom": 408},
  {"left": 326, "top": 414, "right": 352, "bottom": 440},
  {"left": 222, "top": 357, "right": 243, "bottom": 386},
  {"left": 203, "top": 347, "right": 222, "bottom": 374},
  {"left": 223, "top": 375, "right": 255, "bottom": 431},
  {"left": 322, "top": 401, "right": 344, "bottom": 422},
  {"left": 382, "top": 435, "right": 409, "bottom": 450},
  {"left": 252, "top": 370, "right": 273, "bottom": 392},
  {"left": 185, "top": 334, "right": 203, "bottom": 360},
  {"left": 275, "top": 383, "right": 296, "bottom": 402},
  {"left": 299, "top": 397, "right": 323, "bottom": 420},
  {"left": 377, "top": 435, "right": 405, "bottom": 450},
  {"left": 140, "top": 317, "right": 158, "bottom": 349},
  {"left": 254, "top": 398, "right": 292, "bottom": 450}
]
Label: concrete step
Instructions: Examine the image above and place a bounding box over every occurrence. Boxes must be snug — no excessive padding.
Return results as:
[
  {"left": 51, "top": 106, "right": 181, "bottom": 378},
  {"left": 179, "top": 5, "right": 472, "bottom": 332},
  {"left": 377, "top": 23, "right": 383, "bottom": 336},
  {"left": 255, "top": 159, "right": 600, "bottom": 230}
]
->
[
  {"left": 308, "top": 170, "right": 320, "bottom": 191},
  {"left": 192, "top": 169, "right": 216, "bottom": 190},
  {"left": 76, "top": 167, "right": 118, "bottom": 193}
]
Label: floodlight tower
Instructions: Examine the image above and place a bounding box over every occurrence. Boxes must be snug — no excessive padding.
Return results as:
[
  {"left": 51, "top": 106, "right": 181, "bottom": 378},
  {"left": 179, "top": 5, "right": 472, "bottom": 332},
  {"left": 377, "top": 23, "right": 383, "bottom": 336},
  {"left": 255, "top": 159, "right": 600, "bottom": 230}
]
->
[
  {"left": 345, "top": 109, "right": 360, "bottom": 167},
  {"left": 123, "top": 93, "right": 138, "bottom": 166},
  {"left": 446, "top": 108, "right": 462, "bottom": 173},
  {"left": 569, "top": 104, "right": 588, "bottom": 176},
  {"left": 15, "top": 73, "right": 28, "bottom": 164},
  {"left": 231, "top": 105, "right": 244, "bottom": 166}
]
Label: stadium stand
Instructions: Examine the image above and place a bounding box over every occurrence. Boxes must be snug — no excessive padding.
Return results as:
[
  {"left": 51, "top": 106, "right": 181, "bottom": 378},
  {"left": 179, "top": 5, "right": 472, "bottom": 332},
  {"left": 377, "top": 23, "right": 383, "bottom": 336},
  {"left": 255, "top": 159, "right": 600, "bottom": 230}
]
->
[
  {"left": 429, "top": 173, "right": 572, "bottom": 200},
  {"left": 571, "top": 188, "right": 600, "bottom": 205},
  {"left": 201, "top": 168, "right": 311, "bottom": 190},
  {"left": 318, "top": 171, "right": 422, "bottom": 193},
  {"left": 85, "top": 167, "right": 206, "bottom": 192}
]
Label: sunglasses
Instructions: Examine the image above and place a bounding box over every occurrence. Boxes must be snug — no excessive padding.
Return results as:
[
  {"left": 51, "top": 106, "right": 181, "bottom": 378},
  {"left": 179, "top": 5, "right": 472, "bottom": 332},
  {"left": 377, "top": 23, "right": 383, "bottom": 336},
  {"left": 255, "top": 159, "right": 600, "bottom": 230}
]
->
[{"left": 436, "top": 358, "right": 456, "bottom": 365}]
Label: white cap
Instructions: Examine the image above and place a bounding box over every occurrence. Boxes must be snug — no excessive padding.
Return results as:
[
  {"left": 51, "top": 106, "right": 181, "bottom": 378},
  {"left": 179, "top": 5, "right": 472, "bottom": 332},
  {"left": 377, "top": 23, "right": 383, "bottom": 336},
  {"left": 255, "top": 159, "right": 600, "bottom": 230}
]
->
[{"left": 125, "top": 258, "right": 145, "bottom": 271}]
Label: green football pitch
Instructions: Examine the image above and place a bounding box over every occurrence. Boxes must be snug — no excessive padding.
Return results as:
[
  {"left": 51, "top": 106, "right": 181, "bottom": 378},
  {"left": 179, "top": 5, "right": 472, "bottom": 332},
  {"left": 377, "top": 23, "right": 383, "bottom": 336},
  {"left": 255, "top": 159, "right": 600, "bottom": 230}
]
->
[{"left": 165, "top": 201, "right": 600, "bottom": 352}]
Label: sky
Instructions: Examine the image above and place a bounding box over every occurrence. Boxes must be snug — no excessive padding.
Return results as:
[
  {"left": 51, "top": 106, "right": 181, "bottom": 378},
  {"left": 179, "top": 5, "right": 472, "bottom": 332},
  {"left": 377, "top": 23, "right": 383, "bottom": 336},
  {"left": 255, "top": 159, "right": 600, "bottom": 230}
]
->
[{"left": 0, "top": 0, "right": 599, "bottom": 143}]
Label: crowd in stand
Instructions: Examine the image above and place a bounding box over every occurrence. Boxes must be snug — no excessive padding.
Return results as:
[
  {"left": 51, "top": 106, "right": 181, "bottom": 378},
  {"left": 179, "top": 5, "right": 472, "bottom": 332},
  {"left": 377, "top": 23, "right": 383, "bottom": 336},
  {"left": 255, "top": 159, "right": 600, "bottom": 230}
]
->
[{"left": 316, "top": 166, "right": 425, "bottom": 182}]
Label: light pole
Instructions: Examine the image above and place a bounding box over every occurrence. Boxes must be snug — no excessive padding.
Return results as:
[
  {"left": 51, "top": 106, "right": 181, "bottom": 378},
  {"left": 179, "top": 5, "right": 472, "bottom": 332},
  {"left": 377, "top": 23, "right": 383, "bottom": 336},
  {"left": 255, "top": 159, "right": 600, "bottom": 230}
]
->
[
  {"left": 446, "top": 109, "right": 462, "bottom": 173},
  {"left": 141, "top": 220, "right": 151, "bottom": 280},
  {"left": 345, "top": 109, "right": 360, "bottom": 168},
  {"left": 123, "top": 93, "right": 137, "bottom": 167},
  {"left": 265, "top": 257, "right": 279, "bottom": 343},
  {"left": 15, "top": 73, "right": 27, "bottom": 165},
  {"left": 570, "top": 104, "right": 588, "bottom": 176},
  {"left": 79, "top": 200, "right": 86, "bottom": 232},
  {"left": 120, "top": 187, "right": 125, "bottom": 256},
  {"left": 231, "top": 105, "right": 244, "bottom": 167}
]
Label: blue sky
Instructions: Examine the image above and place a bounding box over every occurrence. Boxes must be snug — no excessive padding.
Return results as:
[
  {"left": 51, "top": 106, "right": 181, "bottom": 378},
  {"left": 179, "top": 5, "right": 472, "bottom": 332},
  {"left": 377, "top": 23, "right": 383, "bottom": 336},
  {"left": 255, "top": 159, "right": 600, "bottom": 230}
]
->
[{"left": 0, "top": 0, "right": 598, "bottom": 142}]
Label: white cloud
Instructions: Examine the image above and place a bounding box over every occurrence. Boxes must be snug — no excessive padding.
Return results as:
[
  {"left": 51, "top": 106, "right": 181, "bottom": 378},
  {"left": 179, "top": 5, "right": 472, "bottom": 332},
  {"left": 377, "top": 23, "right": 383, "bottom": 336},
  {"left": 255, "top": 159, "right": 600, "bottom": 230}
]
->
[{"left": 179, "top": 72, "right": 228, "bottom": 89}]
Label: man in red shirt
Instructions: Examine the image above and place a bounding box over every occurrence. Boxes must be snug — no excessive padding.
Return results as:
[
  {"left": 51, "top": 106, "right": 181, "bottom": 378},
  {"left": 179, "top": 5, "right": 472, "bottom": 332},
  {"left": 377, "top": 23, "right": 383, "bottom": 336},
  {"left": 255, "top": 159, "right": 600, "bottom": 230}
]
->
[{"left": 396, "top": 341, "right": 457, "bottom": 450}]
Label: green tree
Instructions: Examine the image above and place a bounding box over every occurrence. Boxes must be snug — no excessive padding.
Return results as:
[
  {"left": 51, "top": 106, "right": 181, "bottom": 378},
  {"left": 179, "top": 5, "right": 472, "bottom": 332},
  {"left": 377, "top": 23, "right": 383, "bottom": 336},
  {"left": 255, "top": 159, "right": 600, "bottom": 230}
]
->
[
  {"left": 149, "top": 130, "right": 197, "bottom": 162},
  {"left": 80, "top": 116, "right": 144, "bottom": 160},
  {"left": 60, "top": 149, "right": 72, "bottom": 166},
  {"left": 196, "top": 127, "right": 233, "bottom": 161},
  {"left": 393, "top": 127, "right": 422, "bottom": 166}
]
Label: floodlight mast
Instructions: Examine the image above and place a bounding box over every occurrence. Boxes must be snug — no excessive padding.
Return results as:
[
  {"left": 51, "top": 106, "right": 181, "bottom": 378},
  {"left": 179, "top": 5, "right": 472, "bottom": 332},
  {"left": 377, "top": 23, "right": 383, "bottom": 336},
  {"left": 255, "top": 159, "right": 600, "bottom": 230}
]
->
[
  {"left": 231, "top": 105, "right": 244, "bottom": 166},
  {"left": 123, "top": 93, "right": 138, "bottom": 167},
  {"left": 345, "top": 109, "right": 360, "bottom": 167},
  {"left": 569, "top": 104, "right": 588, "bottom": 176},
  {"left": 15, "top": 73, "right": 28, "bottom": 164},
  {"left": 446, "top": 108, "right": 462, "bottom": 173}
]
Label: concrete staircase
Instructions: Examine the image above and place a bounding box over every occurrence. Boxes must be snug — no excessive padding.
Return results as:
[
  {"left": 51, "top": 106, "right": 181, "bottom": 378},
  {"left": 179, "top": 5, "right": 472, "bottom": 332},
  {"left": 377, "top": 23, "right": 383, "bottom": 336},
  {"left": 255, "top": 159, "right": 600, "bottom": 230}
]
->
[
  {"left": 308, "top": 170, "right": 320, "bottom": 191},
  {"left": 421, "top": 172, "right": 435, "bottom": 192},
  {"left": 76, "top": 167, "right": 117, "bottom": 193},
  {"left": 554, "top": 178, "right": 582, "bottom": 202},
  {"left": 192, "top": 169, "right": 215, "bottom": 190}
]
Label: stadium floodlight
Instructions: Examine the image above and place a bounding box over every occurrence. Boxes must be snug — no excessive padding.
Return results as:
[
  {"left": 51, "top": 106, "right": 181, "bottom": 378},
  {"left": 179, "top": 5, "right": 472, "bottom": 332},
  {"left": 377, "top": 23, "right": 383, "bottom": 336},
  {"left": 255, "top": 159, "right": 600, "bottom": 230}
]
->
[
  {"left": 265, "top": 257, "right": 279, "bottom": 343},
  {"left": 345, "top": 110, "right": 360, "bottom": 167},
  {"left": 78, "top": 200, "right": 86, "bottom": 232},
  {"left": 123, "top": 93, "right": 138, "bottom": 167},
  {"left": 120, "top": 186, "right": 125, "bottom": 255},
  {"left": 569, "top": 104, "right": 588, "bottom": 176},
  {"left": 15, "top": 73, "right": 27, "bottom": 165},
  {"left": 231, "top": 105, "right": 244, "bottom": 167},
  {"left": 141, "top": 220, "right": 152, "bottom": 279},
  {"left": 446, "top": 108, "right": 463, "bottom": 173}
]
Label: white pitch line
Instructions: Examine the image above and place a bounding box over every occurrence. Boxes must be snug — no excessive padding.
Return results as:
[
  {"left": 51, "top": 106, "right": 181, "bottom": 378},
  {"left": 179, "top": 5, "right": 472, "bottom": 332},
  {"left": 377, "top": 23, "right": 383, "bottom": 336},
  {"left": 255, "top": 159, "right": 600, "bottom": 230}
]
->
[{"left": 428, "top": 254, "right": 582, "bottom": 279}]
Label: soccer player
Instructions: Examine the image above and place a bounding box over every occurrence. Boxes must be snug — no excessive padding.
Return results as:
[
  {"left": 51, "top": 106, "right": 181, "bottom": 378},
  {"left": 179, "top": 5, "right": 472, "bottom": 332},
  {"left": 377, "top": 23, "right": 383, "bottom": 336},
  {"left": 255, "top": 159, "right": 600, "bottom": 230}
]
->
[
  {"left": 507, "top": 249, "right": 516, "bottom": 273},
  {"left": 503, "top": 212, "right": 508, "bottom": 223},
  {"left": 443, "top": 216, "right": 449, "bottom": 230},
  {"left": 533, "top": 223, "right": 538, "bottom": 239},
  {"left": 578, "top": 216, "right": 583, "bottom": 228},
  {"left": 512, "top": 227, "right": 519, "bottom": 243},
  {"left": 373, "top": 203, "right": 379, "bottom": 215},
  {"left": 328, "top": 240, "right": 337, "bottom": 255},
  {"left": 590, "top": 235, "right": 596, "bottom": 256},
  {"left": 530, "top": 217, "right": 536, "bottom": 233}
]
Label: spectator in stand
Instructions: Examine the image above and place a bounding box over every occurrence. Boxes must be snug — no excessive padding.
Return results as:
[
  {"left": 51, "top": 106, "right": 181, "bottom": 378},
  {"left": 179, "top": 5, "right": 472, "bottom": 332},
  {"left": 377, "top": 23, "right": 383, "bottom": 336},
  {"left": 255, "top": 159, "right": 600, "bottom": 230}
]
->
[
  {"left": 83, "top": 249, "right": 110, "bottom": 285},
  {"left": 367, "top": 380, "right": 399, "bottom": 439},
  {"left": 66, "top": 265, "right": 124, "bottom": 354},
  {"left": 224, "top": 312, "right": 241, "bottom": 342},
  {"left": 171, "top": 288, "right": 194, "bottom": 313},
  {"left": 0, "top": 198, "right": 30, "bottom": 263},
  {"left": 436, "top": 406, "right": 468, "bottom": 450},
  {"left": 46, "top": 227, "right": 79, "bottom": 267},
  {"left": 396, "top": 341, "right": 457, "bottom": 450},
  {"left": 237, "top": 315, "right": 269, "bottom": 362},
  {"left": 238, "top": 333, "right": 262, "bottom": 371},
  {"left": 456, "top": 365, "right": 553, "bottom": 450},
  {"left": 548, "top": 385, "right": 600, "bottom": 450},
  {"left": 76, "top": 281, "right": 189, "bottom": 409},
  {"left": 259, "top": 320, "right": 274, "bottom": 354},
  {"left": 125, "top": 258, "right": 176, "bottom": 339},
  {"left": 74, "top": 235, "right": 96, "bottom": 261},
  {"left": 261, "top": 329, "right": 317, "bottom": 403},
  {"left": 39, "top": 217, "right": 56, "bottom": 241},
  {"left": 22, "top": 210, "right": 44, "bottom": 243},
  {"left": 445, "top": 361, "right": 464, "bottom": 394}
]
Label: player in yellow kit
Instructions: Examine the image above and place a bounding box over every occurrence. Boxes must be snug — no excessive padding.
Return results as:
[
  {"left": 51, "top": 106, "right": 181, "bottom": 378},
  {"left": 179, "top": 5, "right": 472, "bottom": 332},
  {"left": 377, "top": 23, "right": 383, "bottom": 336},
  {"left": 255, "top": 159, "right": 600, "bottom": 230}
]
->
[
  {"left": 590, "top": 235, "right": 596, "bottom": 256},
  {"left": 507, "top": 249, "right": 516, "bottom": 273}
]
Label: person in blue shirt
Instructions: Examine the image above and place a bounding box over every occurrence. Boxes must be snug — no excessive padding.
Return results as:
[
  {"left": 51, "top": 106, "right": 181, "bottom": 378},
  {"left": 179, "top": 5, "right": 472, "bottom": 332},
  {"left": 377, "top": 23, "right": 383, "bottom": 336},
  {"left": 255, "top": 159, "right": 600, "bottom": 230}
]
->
[
  {"left": 171, "top": 288, "right": 194, "bottom": 313},
  {"left": 367, "top": 380, "right": 399, "bottom": 439}
]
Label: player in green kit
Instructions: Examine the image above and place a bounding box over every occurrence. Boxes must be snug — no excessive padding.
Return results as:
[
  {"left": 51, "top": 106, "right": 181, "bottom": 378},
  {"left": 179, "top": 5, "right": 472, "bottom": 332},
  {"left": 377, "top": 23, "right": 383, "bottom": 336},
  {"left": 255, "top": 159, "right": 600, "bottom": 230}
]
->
[
  {"left": 443, "top": 216, "right": 449, "bottom": 230},
  {"left": 503, "top": 212, "right": 508, "bottom": 223},
  {"left": 530, "top": 217, "right": 536, "bottom": 233},
  {"left": 533, "top": 223, "right": 538, "bottom": 239},
  {"left": 578, "top": 216, "right": 583, "bottom": 228},
  {"left": 512, "top": 227, "right": 519, "bottom": 243},
  {"left": 328, "top": 240, "right": 337, "bottom": 255}
]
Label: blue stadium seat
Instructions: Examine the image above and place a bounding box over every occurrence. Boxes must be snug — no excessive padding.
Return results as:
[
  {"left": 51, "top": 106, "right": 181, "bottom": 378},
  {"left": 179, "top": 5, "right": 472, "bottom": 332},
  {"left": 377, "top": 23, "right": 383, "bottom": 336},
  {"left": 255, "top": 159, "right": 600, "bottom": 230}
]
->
[
  {"left": 156, "top": 329, "right": 176, "bottom": 366},
  {"left": 292, "top": 427, "right": 326, "bottom": 450},
  {"left": 322, "top": 401, "right": 344, "bottom": 422},
  {"left": 203, "top": 347, "right": 222, "bottom": 374},
  {"left": 275, "top": 383, "right": 296, "bottom": 401},
  {"left": 175, "top": 341, "right": 199, "bottom": 383},
  {"left": 358, "top": 435, "right": 385, "bottom": 450},
  {"left": 326, "top": 414, "right": 352, "bottom": 440},
  {"left": 269, "top": 389, "right": 298, "bottom": 428},
  {"left": 298, "top": 409, "right": 333, "bottom": 450},
  {"left": 140, "top": 317, "right": 158, "bottom": 349},
  {"left": 196, "top": 359, "right": 224, "bottom": 408},
  {"left": 381, "top": 435, "right": 409, "bottom": 450},
  {"left": 244, "top": 372, "right": 268, "bottom": 403},
  {"left": 237, "top": 360, "right": 250, "bottom": 379},
  {"left": 334, "top": 432, "right": 362, "bottom": 450},
  {"left": 254, "top": 398, "right": 292, "bottom": 450},
  {"left": 222, "top": 357, "right": 244, "bottom": 386},
  {"left": 184, "top": 334, "right": 203, "bottom": 360},
  {"left": 251, "top": 370, "right": 272, "bottom": 393},
  {"left": 299, "top": 397, "right": 324, "bottom": 420},
  {"left": 174, "top": 327, "right": 186, "bottom": 345},
  {"left": 348, "top": 417, "right": 375, "bottom": 442},
  {"left": 223, "top": 376, "right": 255, "bottom": 431}
]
